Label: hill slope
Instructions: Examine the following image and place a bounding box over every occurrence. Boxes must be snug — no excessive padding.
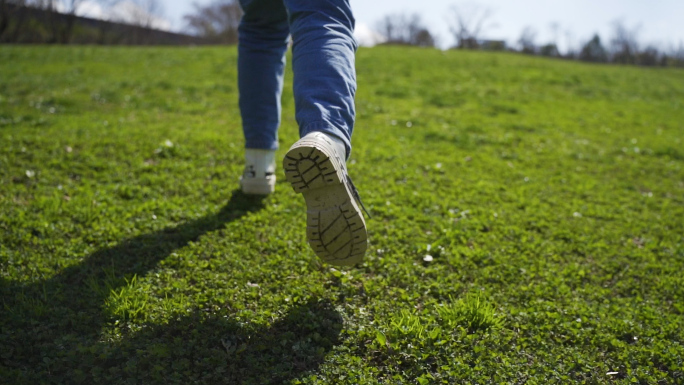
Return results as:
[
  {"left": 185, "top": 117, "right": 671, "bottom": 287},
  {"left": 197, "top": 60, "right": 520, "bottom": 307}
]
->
[{"left": 1, "top": 46, "right": 683, "bottom": 384}]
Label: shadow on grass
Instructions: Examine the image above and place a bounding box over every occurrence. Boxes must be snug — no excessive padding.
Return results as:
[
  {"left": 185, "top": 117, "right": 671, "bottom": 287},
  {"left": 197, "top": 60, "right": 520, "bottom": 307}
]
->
[
  {"left": 0, "top": 190, "right": 343, "bottom": 383},
  {"left": 98, "top": 299, "right": 343, "bottom": 384}
]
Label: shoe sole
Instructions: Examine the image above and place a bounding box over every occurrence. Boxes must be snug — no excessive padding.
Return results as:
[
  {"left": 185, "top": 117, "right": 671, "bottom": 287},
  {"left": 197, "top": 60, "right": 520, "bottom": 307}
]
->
[{"left": 283, "top": 139, "right": 367, "bottom": 266}]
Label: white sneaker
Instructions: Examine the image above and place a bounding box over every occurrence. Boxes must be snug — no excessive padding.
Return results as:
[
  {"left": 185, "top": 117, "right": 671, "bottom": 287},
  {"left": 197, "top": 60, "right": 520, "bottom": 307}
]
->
[
  {"left": 240, "top": 149, "right": 276, "bottom": 195},
  {"left": 283, "top": 132, "right": 368, "bottom": 266}
]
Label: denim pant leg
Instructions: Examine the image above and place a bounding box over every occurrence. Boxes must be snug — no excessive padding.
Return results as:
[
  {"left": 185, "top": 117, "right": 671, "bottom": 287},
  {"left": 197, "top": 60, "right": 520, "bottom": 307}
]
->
[
  {"left": 284, "top": 0, "right": 357, "bottom": 158},
  {"left": 238, "top": 0, "right": 290, "bottom": 150}
]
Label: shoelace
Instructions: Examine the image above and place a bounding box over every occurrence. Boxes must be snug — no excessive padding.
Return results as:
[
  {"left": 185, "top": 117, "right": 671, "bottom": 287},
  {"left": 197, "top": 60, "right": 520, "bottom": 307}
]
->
[{"left": 346, "top": 174, "right": 372, "bottom": 219}]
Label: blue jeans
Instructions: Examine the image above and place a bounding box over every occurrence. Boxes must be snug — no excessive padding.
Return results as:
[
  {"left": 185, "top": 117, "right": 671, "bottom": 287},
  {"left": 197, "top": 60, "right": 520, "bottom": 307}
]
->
[{"left": 238, "top": 0, "right": 357, "bottom": 157}]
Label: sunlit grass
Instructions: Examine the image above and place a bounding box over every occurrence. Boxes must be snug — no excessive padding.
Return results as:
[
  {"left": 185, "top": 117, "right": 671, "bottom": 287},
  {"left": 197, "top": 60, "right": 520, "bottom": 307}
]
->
[{"left": 1, "top": 45, "right": 683, "bottom": 384}]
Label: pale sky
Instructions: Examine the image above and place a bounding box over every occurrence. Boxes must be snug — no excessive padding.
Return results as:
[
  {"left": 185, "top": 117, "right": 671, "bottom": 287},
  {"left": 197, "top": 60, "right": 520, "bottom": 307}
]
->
[{"left": 161, "top": 0, "right": 684, "bottom": 51}]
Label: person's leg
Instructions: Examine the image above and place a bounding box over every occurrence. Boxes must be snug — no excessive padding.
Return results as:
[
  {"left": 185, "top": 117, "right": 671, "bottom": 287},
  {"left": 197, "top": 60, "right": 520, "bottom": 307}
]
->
[
  {"left": 282, "top": 0, "right": 367, "bottom": 266},
  {"left": 284, "top": 0, "right": 357, "bottom": 158},
  {"left": 237, "top": 0, "right": 289, "bottom": 194},
  {"left": 238, "top": 0, "right": 289, "bottom": 150}
]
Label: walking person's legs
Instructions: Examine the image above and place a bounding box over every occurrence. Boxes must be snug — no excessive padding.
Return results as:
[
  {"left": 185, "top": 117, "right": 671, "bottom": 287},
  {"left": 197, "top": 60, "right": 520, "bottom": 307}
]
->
[
  {"left": 237, "top": 0, "right": 368, "bottom": 264},
  {"left": 282, "top": 0, "right": 368, "bottom": 265},
  {"left": 237, "top": 0, "right": 289, "bottom": 195},
  {"left": 286, "top": 0, "right": 357, "bottom": 157}
]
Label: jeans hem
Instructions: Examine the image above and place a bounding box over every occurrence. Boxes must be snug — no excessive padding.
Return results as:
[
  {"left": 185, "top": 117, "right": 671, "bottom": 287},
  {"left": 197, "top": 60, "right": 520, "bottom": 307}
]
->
[{"left": 244, "top": 141, "right": 279, "bottom": 151}]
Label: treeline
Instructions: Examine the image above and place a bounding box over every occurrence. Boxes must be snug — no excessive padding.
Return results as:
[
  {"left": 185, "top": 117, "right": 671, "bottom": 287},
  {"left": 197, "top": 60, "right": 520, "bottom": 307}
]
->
[
  {"left": 374, "top": 4, "right": 684, "bottom": 68},
  {"left": 515, "top": 22, "right": 684, "bottom": 68},
  {"left": 0, "top": 0, "right": 243, "bottom": 45},
  {"left": 3, "top": 0, "right": 683, "bottom": 69},
  {"left": 0, "top": 0, "right": 205, "bottom": 45},
  {"left": 183, "top": 0, "right": 684, "bottom": 68}
]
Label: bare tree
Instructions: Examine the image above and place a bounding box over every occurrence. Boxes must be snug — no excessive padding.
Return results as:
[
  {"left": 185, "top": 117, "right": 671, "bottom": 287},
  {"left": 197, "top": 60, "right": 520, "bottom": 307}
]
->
[
  {"left": 56, "top": 0, "right": 85, "bottom": 43},
  {"left": 91, "top": 0, "right": 119, "bottom": 43},
  {"left": 97, "top": 0, "right": 164, "bottom": 27},
  {"left": 539, "top": 22, "right": 561, "bottom": 57},
  {"left": 375, "top": 13, "right": 435, "bottom": 47},
  {"left": 610, "top": 20, "right": 640, "bottom": 64},
  {"left": 549, "top": 22, "right": 559, "bottom": 47},
  {"left": 184, "top": 0, "right": 242, "bottom": 44},
  {"left": 563, "top": 29, "right": 577, "bottom": 58},
  {"left": 447, "top": 3, "right": 495, "bottom": 49},
  {"left": 93, "top": 0, "right": 165, "bottom": 43},
  {"left": 517, "top": 26, "right": 536, "bottom": 54},
  {"left": 126, "top": 0, "right": 163, "bottom": 29},
  {"left": 376, "top": 15, "right": 393, "bottom": 43}
]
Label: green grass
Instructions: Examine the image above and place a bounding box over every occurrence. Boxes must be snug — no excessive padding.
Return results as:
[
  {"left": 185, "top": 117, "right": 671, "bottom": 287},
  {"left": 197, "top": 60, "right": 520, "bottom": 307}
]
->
[{"left": 1, "top": 45, "right": 683, "bottom": 384}]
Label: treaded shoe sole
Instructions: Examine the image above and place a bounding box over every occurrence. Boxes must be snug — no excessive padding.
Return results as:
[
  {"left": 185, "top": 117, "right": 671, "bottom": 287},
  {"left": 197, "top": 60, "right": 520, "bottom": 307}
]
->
[{"left": 283, "top": 139, "right": 367, "bottom": 266}]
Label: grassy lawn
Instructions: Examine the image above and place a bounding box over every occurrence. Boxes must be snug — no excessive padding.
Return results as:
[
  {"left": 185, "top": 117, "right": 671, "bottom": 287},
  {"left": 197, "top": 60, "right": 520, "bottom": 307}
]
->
[{"left": 1, "top": 45, "right": 683, "bottom": 384}]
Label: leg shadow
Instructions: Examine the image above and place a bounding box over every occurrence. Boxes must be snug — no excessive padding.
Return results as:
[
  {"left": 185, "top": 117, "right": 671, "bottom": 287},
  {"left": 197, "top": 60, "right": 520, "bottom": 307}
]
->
[
  {"left": 96, "top": 298, "right": 343, "bottom": 384},
  {"left": 0, "top": 190, "right": 267, "bottom": 380}
]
